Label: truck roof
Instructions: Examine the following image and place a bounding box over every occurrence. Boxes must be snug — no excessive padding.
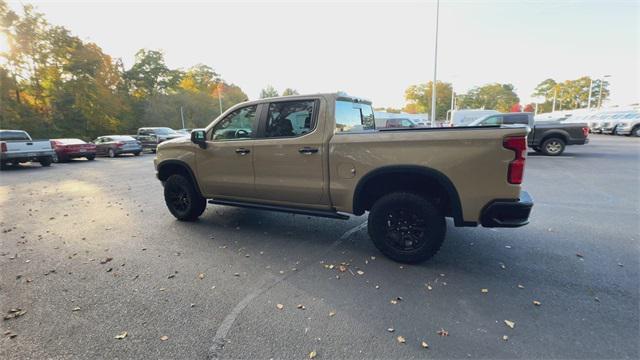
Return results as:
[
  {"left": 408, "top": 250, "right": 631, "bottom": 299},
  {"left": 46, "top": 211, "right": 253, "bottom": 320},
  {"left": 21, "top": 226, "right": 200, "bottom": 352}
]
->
[{"left": 239, "top": 92, "right": 372, "bottom": 107}]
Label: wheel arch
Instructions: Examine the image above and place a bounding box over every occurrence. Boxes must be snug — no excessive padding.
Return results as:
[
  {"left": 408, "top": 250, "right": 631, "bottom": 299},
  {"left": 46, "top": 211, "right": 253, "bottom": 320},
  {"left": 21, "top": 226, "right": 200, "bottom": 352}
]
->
[
  {"left": 352, "top": 165, "right": 470, "bottom": 226},
  {"left": 540, "top": 131, "right": 568, "bottom": 145},
  {"left": 156, "top": 160, "right": 204, "bottom": 197}
]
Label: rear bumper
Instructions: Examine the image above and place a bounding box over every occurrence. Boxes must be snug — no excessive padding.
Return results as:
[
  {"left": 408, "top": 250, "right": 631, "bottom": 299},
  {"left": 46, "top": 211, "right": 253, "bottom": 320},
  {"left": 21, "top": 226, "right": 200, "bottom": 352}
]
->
[
  {"left": 568, "top": 138, "right": 589, "bottom": 145},
  {"left": 480, "top": 191, "right": 533, "bottom": 228},
  {"left": 1, "top": 150, "right": 55, "bottom": 161},
  {"left": 116, "top": 147, "right": 142, "bottom": 154}
]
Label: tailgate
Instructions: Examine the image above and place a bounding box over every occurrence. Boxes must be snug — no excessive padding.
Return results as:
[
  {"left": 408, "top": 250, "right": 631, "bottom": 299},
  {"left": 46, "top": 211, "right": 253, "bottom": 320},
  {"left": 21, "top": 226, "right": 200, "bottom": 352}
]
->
[{"left": 5, "top": 140, "right": 53, "bottom": 154}]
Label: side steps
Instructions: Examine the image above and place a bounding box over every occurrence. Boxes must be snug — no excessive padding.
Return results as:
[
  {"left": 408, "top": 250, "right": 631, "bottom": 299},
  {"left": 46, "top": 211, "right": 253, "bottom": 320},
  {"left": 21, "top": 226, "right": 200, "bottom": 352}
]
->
[{"left": 208, "top": 199, "right": 350, "bottom": 220}]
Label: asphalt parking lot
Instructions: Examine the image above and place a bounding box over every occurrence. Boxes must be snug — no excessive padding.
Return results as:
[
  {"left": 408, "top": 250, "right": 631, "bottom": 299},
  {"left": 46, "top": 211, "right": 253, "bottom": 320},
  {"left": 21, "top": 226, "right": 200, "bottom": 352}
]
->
[{"left": 1, "top": 134, "right": 638, "bottom": 359}]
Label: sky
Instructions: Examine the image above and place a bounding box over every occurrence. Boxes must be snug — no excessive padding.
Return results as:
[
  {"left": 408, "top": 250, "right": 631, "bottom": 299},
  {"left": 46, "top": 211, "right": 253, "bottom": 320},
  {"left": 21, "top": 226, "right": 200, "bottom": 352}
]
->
[{"left": 5, "top": 0, "right": 640, "bottom": 109}]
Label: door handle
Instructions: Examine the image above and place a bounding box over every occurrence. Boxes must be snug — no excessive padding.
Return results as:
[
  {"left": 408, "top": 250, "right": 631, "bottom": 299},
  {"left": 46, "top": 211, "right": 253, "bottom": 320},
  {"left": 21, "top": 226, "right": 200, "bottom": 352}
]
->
[
  {"left": 235, "top": 148, "right": 250, "bottom": 155},
  {"left": 298, "top": 147, "right": 318, "bottom": 155}
]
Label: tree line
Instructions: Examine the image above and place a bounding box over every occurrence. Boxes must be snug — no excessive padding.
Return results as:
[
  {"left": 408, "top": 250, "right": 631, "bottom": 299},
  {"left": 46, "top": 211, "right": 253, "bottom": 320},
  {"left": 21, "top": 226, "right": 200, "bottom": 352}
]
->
[
  {"left": 398, "top": 76, "right": 610, "bottom": 119},
  {"left": 0, "top": 2, "right": 248, "bottom": 140},
  {"left": 1, "top": 2, "right": 613, "bottom": 137}
]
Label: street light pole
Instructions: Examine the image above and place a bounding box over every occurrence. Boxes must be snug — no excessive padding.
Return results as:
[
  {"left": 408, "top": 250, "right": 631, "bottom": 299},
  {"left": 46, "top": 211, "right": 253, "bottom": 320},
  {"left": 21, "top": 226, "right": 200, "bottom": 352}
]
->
[
  {"left": 430, "top": 0, "right": 440, "bottom": 127},
  {"left": 587, "top": 78, "right": 593, "bottom": 109},
  {"left": 552, "top": 87, "right": 557, "bottom": 112},
  {"left": 597, "top": 75, "right": 611, "bottom": 109},
  {"left": 180, "top": 106, "right": 185, "bottom": 129}
]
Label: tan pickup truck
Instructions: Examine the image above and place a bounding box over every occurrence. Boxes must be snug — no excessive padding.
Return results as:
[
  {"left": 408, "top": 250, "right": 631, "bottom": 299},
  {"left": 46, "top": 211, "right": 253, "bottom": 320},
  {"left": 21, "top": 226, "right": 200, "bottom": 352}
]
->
[{"left": 154, "top": 93, "right": 533, "bottom": 263}]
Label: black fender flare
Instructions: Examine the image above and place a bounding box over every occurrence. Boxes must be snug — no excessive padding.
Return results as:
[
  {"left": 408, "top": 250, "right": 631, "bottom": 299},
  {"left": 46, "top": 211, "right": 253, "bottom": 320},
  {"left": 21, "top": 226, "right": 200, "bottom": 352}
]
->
[
  {"left": 352, "top": 165, "right": 473, "bottom": 226},
  {"left": 156, "top": 159, "right": 204, "bottom": 197}
]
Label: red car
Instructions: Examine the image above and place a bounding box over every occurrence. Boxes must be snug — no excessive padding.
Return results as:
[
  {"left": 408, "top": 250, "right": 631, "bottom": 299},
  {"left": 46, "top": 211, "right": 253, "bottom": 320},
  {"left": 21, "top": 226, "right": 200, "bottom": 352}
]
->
[{"left": 51, "top": 138, "right": 96, "bottom": 162}]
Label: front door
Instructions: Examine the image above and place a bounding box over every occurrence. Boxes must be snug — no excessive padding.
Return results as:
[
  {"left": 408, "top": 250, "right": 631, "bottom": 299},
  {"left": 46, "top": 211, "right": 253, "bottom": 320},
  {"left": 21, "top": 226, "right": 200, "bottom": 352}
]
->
[
  {"left": 252, "top": 99, "right": 328, "bottom": 206},
  {"left": 196, "top": 104, "right": 260, "bottom": 198}
]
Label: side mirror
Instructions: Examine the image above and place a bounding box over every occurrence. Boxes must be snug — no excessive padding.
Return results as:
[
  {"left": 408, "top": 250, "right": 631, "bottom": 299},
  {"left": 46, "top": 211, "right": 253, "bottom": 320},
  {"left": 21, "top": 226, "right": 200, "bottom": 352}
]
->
[{"left": 191, "top": 129, "right": 207, "bottom": 149}]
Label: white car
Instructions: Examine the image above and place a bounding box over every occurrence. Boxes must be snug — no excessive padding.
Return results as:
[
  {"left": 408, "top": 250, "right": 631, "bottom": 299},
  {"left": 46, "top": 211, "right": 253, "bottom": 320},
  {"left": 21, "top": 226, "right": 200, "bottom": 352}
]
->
[{"left": 614, "top": 111, "right": 640, "bottom": 136}]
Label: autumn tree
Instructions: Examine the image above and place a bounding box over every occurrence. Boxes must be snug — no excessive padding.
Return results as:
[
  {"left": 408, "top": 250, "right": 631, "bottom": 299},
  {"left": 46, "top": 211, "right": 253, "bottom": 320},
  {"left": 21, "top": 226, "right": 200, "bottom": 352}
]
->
[
  {"left": 403, "top": 81, "right": 452, "bottom": 120},
  {"left": 458, "top": 83, "right": 520, "bottom": 113}
]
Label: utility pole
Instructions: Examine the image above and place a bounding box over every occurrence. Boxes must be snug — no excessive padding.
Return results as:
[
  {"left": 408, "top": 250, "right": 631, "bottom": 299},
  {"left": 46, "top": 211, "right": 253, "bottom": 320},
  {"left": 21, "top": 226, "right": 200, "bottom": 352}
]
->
[
  {"left": 597, "top": 75, "right": 611, "bottom": 109},
  {"left": 430, "top": 0, "right": 440, "bottom": 127},
  {"left": 180, "top": 106, "right": 185, "bottom": 129},
  {"left": 552, "top": 87, "right": 557, "bottom": 112},
  {"left": 587, "top": 78, "right": 593, "bottom": 109}
]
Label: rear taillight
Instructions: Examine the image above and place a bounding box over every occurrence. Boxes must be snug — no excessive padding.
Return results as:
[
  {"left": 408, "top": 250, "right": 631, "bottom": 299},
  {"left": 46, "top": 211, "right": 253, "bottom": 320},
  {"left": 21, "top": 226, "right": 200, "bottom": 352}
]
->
[
  {"left": 116, "top": 142, "right": 124, "bottom": 148},
  {"left": 503, "top": 136, "right": 526, "bottom": 185},
  {"left": 582, "top": 127, "right": 589, "bottom": 137},
  {"left": 1, "top": 143, "right": 6, "bottom": 153}
]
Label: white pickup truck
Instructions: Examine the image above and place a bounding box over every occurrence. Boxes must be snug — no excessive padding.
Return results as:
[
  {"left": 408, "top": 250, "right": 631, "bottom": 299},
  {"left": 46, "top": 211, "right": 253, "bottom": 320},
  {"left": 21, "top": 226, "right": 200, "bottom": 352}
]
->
[{"left": 0, "top": 130, "right": 55, "bottom": 169}]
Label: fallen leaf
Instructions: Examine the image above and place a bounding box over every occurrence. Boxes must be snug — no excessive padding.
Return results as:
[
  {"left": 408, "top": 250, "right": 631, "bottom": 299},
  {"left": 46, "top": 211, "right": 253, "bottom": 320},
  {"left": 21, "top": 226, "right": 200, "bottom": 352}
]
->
[
  {"left": 481, "top": 288, "right": 489, "bottom": 293},
  {"left": 160, "top": 335, "right": 169, "bottom": 341},
  {"left": 437, "top": 329, "right": 449, "bottom": 336},
  {"left": 297, "top": 304, "right": 306, "bottom": 310},
  {"left": 533, "top": 300, "right": 541, "bottom": 306},
  {"left": 309, "top": 350, "right": 317, "bottom": 359},
  {"left": 426, "top": 285, "right": 433, "bottom": 291},
  {"left": 397, "top": 336, "right": 406, "bottom": 344},
  {"left": 517, "top": 284, "right": 525, "bottom": 289},
  {"left": 198, "top": 273, "right": 205, "bottom": 279},
  {"left": 115, "top": 331, "right": 128, "bottom": 339},
  {"left": 502, "top": 335, "right": 509, "bottom": 341},
  {"left": 338, "top": 265, "right": 347, "bottom": 272},
  {"left": 328, "top": 311, "right": 336, "bottom": 317},
  {"left": 276, "top": 304, "right": 284, "bottom": 310},
  {"left": 504, "top": 320, "right": 515, "bottom": 329},
  {"left": 421, "top": 341, "right": 429, "bottom": 348},
  {"left": 72, "top": 307, "right": 81, "bottom": 312},
  {"left": 100, "top": 257, "right": 113, "bottom": 264},
  {"left": 387, "top": 328, "right": 395, "bottom": 332},
  {"left": 167, "top": 274, "right": 175, "bottom": 279},
  {"left": 356, "top": 270, "right": 364, "bottom": 275},
  {"left": 576, "top": 253, "right": 583, "bottom": 258}
]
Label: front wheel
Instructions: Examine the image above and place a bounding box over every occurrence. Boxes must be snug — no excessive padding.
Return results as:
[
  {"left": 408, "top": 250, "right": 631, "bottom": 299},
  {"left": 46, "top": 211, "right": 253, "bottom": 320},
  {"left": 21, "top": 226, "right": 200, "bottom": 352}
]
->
[
  {"left": 86, "top": 154, "right": 95, "bottom": 161},
  {"left": 632, "top": 125, "right": 640, "bottom": 137},
  {"left": 368, "top": 192, "right": 446, "bottom": 263},
  {"left": 108, "top": 148, "right": 116, "bottom": 158},
  {"left": 541, "top": 137, "right": 565, "bottom": 156},
  {"left": 134, "top": 152, "right": 141, "bottom": 156},
  {"left": 164, "top": 174, "right": 206, "bottom": 221}
]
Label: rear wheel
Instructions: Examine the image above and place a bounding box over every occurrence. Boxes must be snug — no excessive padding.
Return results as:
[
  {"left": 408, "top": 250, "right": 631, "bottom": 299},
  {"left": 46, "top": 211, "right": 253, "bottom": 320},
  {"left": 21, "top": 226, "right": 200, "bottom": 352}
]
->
[
  {"left": 632, "top": 125, "right": 640, "bottom": 137},
  {"left": 368, "top": 192, "right": 446, "bottom": 263},
  {"left": 39, "top": 156, "right": 52, "bottom": 167},
  {"left": 86, "top": 154, "right": 95, "bottom": 161},
  {"left": 134, "top": 152, "right": 141, "bottom": 156},
  {"left": 108, "top": 148, "right": 116, "bottom": 158},
  {"left": 164, "top": 174, "right": 206, "bottom": 221},
  {"left": 541, "top": 137, "right": 565, "bottom": 156}
]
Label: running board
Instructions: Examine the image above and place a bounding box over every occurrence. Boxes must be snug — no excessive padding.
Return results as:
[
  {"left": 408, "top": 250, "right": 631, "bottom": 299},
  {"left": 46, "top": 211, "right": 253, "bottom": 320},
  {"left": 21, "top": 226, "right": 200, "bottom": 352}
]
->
[{"left": 208, "top": 199, "right": 350, "bottom": 220}]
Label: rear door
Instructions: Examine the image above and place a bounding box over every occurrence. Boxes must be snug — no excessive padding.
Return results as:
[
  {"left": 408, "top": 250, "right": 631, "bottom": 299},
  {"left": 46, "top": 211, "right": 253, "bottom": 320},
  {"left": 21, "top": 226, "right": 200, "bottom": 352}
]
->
[
  {"left": 196, "top": 104, "right": 260, "bottom": 198},
  {"left": 251, "top": 98, "right": 328, "bottom": 206}
]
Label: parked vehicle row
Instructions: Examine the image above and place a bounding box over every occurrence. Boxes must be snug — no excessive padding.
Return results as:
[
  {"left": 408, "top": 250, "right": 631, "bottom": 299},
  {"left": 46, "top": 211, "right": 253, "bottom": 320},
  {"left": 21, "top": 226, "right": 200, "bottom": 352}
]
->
[
  {"left": 1, "top": 126, "right": 187, "bottom": 170},
  {"left": 536, "top": 107, "right": 640, "bottom": 137}
]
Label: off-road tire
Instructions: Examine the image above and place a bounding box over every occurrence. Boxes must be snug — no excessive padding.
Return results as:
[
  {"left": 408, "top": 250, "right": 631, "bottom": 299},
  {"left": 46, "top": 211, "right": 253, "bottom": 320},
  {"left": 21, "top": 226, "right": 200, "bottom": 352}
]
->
[
  {"left": 368, "top": 192, "right": 446, "bottom": 263},
  {"left": 164, "top": 174, "right": 206, "bottom": 221}
]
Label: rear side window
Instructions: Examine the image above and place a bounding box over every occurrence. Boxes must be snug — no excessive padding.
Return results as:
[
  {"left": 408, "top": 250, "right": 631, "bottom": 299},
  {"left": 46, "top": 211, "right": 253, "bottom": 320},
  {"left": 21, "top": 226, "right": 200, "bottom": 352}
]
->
[
  {"left": 0, "top": 131, "right": 30, "bottom": 141},
  {"left": 480, "top": 115, "right": 503, "bottom": 126},
  {"left": 335, "top": 100, "right": 375, "bottom": 133},
  {"left": 504, "top": 114, "right": 529, "bottom": 125},
  {"left": 264, "top": 100, "right": 316, "bottom": 138}
]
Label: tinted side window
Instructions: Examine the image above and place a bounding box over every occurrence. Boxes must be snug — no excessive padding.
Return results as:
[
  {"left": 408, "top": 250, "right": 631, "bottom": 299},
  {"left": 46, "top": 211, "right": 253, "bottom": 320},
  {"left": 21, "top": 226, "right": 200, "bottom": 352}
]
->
[
  {"left": 504, "top": 114, "right": 529, "bottom": 125},
  {"left": 212, "top": 105, "right": 258, "bottom": 141},
  {"left": 480, "top": 115, "right": 503, "bottom": 126},
  {"left": 264, "top": 100, "right": 315, "bottom": 138}
]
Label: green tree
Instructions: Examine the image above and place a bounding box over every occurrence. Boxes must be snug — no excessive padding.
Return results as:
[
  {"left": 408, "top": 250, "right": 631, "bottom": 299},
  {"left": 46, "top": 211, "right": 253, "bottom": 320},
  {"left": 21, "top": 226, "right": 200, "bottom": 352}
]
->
[
  {"left": 458, "top": 83, "right": 519, "bottom": 113},
  {"left": 403, "top": 81, "right": 452, "bottom": 120},
  {"left": 260, "top": 85, "right": 279, "bottom": 98},
  {"left": 282, "top": 88, "right": 299, "bottom": 96},
  {"left": 125, "top": 49, "right": 183, "bottom": 99}
]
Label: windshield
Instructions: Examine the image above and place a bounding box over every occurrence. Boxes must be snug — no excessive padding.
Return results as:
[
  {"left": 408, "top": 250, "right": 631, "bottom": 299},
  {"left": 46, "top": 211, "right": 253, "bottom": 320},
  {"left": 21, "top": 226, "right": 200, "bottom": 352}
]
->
[{"left": 54, "top": 138, "right": 86, "bottom": 145}]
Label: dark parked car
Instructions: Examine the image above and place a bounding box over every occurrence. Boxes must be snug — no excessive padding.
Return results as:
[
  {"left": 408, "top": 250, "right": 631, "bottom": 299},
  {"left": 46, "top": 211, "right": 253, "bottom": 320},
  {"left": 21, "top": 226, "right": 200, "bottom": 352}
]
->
[
  {"left": 93, "top": 135, "right": 142, "bottom": 158},
  {"left": 133, "top": 134, "right": 160, "bottom": 153},
  {"left": 52, "top": 138, "right": 96, "bottom": 162},
  {"left": 469, "top": 112, "right": 589, "bottom": 156}
]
